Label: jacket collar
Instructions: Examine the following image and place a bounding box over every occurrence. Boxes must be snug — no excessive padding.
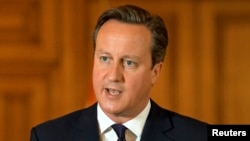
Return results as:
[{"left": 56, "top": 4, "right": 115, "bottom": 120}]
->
[
  {"left": 72, "top": 103, "right": 100, "bottom": 141},
  {"left": 70, "top": 100, "right": 174, "bottom": 141},
  {"left": 140, "top": 100, "right": 174, "bottom": 141}
]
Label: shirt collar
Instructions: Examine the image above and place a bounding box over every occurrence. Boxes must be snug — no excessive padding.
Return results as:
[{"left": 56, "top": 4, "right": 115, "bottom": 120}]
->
[
  {"left": 97, "top": 104, "right": 115, "bottom": 134},
  {"left": 97, "top": 100, "right": 151, "bottom": 137}
]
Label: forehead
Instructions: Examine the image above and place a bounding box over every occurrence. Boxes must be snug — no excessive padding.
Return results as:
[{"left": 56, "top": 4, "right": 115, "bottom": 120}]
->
[
  {"left": 95, "top": 20, "right": 153, "bottom": 63},
  {"left": 96, "top": 20, "right": 152, "bottom": 52},
  {"left": 97, "top": 19, "right": 151, "bottom": 42}
]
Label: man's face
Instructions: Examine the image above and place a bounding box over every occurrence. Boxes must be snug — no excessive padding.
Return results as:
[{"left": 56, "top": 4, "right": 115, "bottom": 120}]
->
[{"left": 92, "top": 19, "right": 162, "bottom": 121}]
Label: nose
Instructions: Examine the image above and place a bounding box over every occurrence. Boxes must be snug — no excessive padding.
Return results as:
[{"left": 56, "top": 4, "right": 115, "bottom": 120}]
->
[{"left": 108, "top": 62, "right": 124, "bottom": 82}]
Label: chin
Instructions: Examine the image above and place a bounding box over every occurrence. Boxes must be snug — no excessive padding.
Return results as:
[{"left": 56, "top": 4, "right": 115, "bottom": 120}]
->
[{"left": 102, "top": 103, "right": 121, "bottom": 114}]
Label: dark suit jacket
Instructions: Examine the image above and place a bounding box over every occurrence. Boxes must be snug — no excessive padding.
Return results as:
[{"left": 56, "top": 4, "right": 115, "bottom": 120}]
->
[{"left": 30, "top": 100, "right": 208, "bottom": 141}]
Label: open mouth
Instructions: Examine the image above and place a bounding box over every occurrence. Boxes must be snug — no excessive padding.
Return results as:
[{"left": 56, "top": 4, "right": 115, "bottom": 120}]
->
[{"left": 106, "top": 88, "right": 122, "bottom": 95}]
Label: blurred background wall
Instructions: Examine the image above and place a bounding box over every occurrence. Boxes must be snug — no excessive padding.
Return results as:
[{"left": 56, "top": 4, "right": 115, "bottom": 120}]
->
[{"left": 0, "top": 0, "right": 250, "bottom": 140}]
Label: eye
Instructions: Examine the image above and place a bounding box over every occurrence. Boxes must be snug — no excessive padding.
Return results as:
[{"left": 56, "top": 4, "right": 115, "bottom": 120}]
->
[
  {"left": 100, "top": 56, "right": 110, "bottom": 63},
  {"left": 123, "top": 59, "right": 137, "bottom": 68}
]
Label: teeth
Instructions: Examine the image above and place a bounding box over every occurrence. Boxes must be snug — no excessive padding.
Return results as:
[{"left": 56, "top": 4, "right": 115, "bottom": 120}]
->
[{"left": 108, "top": 89, "right": 121, "bottom": 95}]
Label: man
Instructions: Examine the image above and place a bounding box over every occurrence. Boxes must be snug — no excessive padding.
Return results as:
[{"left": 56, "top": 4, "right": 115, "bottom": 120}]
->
[{"left": 30, "top": 4, "right": 208, "bottom": 141}]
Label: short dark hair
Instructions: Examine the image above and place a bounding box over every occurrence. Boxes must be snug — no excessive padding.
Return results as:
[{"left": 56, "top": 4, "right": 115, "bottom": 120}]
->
[{"left": 93, "top": 4, "right": 168, "bottom": 68}]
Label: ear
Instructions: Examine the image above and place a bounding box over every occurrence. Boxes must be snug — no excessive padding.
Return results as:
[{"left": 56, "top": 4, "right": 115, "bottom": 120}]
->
[{"left": 151, "top": 62, "right": 163, "bottom": 85}]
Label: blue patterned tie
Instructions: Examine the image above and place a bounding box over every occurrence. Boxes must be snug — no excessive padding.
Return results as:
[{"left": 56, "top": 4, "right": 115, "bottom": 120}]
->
[{"left": 111, "top": 124, "right": 127, "bottom": 141}]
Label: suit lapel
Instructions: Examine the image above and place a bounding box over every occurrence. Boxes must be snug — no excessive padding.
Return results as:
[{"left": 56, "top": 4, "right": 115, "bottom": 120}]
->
[
  {"left": 71, "top": 103, "right": 100, "bottom": 141},
  {"left": 140, "top": 100, "right": 174, "bottom": 141},
  {"left": 66, "top": 101, "right": 175, "bottom": 141}
]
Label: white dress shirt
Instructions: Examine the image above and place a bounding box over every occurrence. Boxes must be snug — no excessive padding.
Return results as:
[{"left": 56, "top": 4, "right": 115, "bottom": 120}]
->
[{"left": 97, "top": 101, "right": 151, "bottom": 141}]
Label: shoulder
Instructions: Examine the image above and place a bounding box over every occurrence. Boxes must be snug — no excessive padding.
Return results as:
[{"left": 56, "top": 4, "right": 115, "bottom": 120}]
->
[
  {"left": 167, "top": 111, "right": 209, "bottom": 140},
  {"left": 149, "top": 100, "right": 209, "bottom": 140},
  {"left": 150, "top": 100, "right": 209, "bottom": 126},
  {"left": 35, "top": 103, "right": 97, "bottom": 128},
  {"left": 31, "top": 103, "right": 98, "bottom": 138}
]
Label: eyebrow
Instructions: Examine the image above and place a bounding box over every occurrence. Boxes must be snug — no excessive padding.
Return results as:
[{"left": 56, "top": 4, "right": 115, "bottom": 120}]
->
[
  {"left": 95, "top": 49, "right": 110, "bottom": 55},
  {"left": 95, "top": 49, "right": 140, "bottom": 61},
  {"left": 122, "top": 55, "right": 140, "bottom": 61}
]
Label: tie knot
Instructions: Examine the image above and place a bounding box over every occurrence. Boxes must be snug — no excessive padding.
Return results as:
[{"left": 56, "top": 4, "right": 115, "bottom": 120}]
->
[{"left": 111, "top": 124, "right": 127, "bottom": 141}]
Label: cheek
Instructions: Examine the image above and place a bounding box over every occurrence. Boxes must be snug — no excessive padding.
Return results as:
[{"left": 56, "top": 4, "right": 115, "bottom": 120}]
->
[
  {"left": 125, "top": 71, "right": 152, "bottom": 93},
  {"left": 93, "top": 62, "right": 105, "bottom": 79},
  {"left": 92, "top": 66, "right": 103, "bottom": 90}
]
